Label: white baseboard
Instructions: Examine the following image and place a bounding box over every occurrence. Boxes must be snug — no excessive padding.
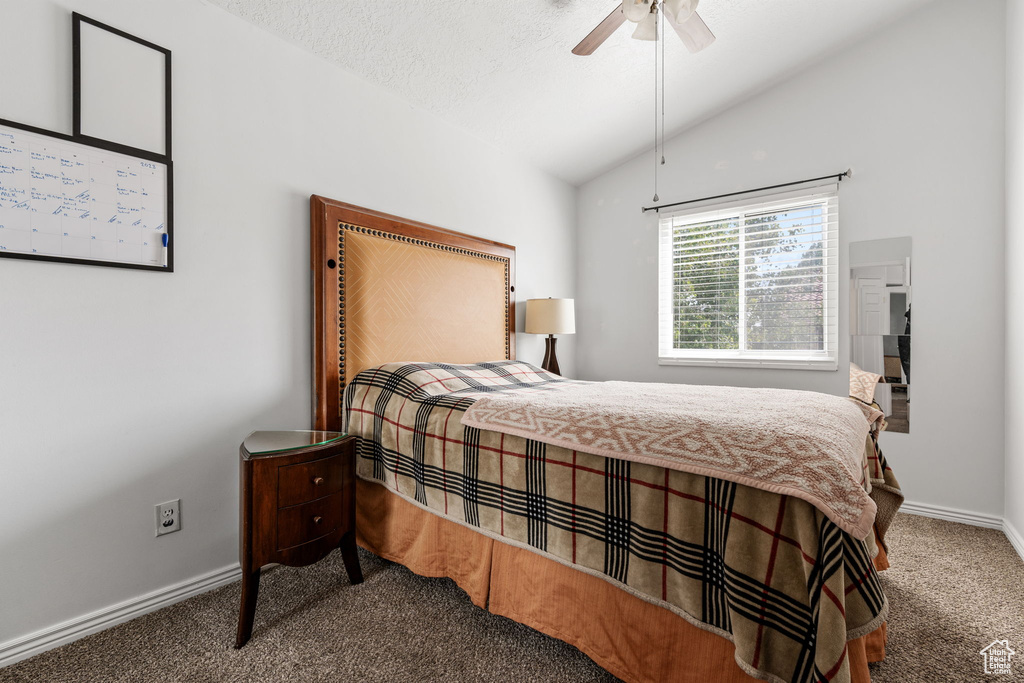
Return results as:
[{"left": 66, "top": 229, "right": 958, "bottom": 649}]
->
[
  {"left": 0, "top": 563, "right": 241, "bottom": 669},
  {"left": 1004, "top": 519, "right": 1024, "bottom": 564},
  {"left": 899, "top": 500, "right": 1003, "bottom": 529}
]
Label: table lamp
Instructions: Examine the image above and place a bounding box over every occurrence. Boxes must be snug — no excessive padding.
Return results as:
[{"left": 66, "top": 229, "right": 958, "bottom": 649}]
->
[{"left": 525, "top": 298, "right": 575, "bottom": 375}]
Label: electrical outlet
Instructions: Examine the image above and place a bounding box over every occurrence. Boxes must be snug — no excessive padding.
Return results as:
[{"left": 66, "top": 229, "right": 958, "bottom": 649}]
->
[{"left": 155, "top": 499, "right": 181, "bottom": 536}]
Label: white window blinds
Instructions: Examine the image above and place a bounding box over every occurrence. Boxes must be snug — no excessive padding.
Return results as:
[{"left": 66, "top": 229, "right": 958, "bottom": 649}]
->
[{"left": 657, "top": 184, "right": 839, "bottom": 369}]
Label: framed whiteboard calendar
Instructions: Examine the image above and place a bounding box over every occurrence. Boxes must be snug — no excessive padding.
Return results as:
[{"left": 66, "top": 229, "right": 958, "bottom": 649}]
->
[
  {"left": 0, "top": 121, "right": 170, "bottom": 270},
  {"left": 0, "top": 12, "right": 172, "bottom": 272}
]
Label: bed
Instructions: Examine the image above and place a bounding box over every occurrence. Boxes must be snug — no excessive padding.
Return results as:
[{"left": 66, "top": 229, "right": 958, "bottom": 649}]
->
[{"left": 309, "top": 196, "right": 903, "bottom": 683}]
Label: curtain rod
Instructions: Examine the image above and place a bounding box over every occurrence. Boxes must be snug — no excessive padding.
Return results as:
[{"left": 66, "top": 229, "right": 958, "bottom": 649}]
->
[{"left": 640, "top": 168, "right": 853, "bottom": 214}]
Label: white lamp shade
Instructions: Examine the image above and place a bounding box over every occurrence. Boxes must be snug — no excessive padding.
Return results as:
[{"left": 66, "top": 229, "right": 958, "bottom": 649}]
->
[
  {"left": 631, "top": 8, "right": 659, "bottom": 41},
  {"left": 662, "top": 0, "right": 698, "bottom": 23},
  {"left": 525, "top": 298, "right": 575, "bottom": 335},
  {"left": 621, "top": 0, "right": 650, "bottom": 23}
]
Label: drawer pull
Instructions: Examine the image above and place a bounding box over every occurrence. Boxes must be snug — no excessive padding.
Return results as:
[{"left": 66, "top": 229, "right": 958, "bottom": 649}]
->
[
  {"left": 313, "top": 477, "right": 325, "bottom": 486},
  {"left": 313, "top": 516, "right": 323, "bottom": 525}
]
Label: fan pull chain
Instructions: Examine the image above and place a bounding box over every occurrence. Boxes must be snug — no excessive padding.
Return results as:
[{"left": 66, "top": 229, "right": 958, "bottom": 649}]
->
[
  {"left": 661, "top": 6, "right": 666, "bottom": 167},
  {"left": 652, "top": 5, "right": 659, "bottom": 203}
]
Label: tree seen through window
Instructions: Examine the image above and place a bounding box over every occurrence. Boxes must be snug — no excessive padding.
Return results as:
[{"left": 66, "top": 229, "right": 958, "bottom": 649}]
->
[{"left": 671, "top": 202, "right": 826, "bottom": 353}]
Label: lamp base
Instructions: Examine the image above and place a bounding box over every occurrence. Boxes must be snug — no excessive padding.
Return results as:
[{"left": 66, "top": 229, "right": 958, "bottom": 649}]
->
[{"left": 541, "top": 334, "right": 560, "bottom": 375}]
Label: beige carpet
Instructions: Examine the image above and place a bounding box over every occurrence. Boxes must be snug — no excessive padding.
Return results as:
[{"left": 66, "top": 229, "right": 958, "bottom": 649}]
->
[{"left": 1, "top": 513, "right": 1022, "bottom": 682}]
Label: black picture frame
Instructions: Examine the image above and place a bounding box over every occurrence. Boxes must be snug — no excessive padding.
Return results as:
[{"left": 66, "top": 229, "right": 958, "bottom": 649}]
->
[
  {"left": 0, "top": 12, "right": 173, "bottom": 273},
  {"left": 72, "top": 12, "right": 172, "bottom": 161}
]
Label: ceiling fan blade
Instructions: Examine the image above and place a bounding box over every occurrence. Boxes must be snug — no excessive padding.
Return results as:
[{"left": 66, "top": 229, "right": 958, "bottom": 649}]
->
[
  {"left": 572, "top": 6, "right": 627, "bottom": 56},
  {"left": 668, "top": 10, "right": 715, "bottom": 53}
]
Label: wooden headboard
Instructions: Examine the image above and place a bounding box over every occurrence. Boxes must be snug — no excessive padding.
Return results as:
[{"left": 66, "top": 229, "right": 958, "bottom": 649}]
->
[{"left": 310, "top": 196, "right": 516, "bottom": 431}]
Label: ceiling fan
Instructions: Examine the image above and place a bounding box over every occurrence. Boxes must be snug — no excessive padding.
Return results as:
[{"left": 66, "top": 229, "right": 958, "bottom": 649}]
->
[{"left": 572, "top": 0, "right": 715, "bottom": 56}]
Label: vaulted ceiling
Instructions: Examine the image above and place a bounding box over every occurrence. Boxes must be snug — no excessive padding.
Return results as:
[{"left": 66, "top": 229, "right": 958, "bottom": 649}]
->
[{"left": 209, "top": 0, "right": 934, "bottom": 185}]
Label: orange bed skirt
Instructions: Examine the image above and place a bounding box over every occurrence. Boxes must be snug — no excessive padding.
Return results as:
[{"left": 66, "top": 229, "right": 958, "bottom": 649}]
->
[{"left": 355, "top": 479, "right": 887, "bottom": 683}]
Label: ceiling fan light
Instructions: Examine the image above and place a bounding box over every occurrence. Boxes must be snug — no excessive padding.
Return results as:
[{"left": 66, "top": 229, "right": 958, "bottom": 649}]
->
[
  {"left": 622, "top": 0, "right": 651, "bottom": 23},
  {"left": 667, "top": 9, "right": 716, "bottom": 53},
  {"left": 632, "top": 9, "right": 659, "bottom": 41},
  {"left": 663, "top": 0, "right": 698, "bottom": 23}
]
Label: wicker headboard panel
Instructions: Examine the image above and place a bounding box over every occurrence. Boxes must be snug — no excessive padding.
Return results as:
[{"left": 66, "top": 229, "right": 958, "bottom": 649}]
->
[{"left": 310, "top": 196, "right": 516, "bottom": 431}]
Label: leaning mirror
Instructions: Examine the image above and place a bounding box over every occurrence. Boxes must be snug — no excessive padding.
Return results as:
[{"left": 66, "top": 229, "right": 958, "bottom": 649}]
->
[{"left": 849, "top": 237, "right": 911, "bottom": 433}]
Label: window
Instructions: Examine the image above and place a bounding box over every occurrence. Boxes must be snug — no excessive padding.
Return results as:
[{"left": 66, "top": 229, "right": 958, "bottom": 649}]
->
[{"left": 658, "top": 184, "right": 838, "bottom": 369}]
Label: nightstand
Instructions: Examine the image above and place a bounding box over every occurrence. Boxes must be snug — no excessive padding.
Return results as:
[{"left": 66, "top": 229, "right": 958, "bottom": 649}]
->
[{"left": 235, "top": 430, "right": 362, "bottom": 648}]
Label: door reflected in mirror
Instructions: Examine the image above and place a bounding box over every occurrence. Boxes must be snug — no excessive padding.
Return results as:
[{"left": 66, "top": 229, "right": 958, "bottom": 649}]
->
[{"left": 850, "top": 237, "right": 911, "bottom": 433}]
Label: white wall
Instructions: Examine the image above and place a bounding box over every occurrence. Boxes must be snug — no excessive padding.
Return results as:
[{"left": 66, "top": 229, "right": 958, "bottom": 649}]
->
[
  {"left": 0, "top": 0, "right": 575, "bottom": 649},
  {"left": 576, "top": 0, "right": 1006, "bottom": 517},
  {"left": 1005, "top": 0, "right": 1024, "bottom": 545}
]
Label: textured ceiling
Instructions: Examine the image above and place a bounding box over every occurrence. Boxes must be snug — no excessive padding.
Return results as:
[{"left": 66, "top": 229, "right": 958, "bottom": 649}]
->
[{"left": 207, "top": 0, "right": 934, "bottom": 185}]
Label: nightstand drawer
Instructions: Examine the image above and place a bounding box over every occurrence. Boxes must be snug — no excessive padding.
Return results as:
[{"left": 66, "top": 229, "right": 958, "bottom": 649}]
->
[
  {"left": 276, "top": 493, "right": 345, "bottom": 550},
  {"left": 278, "top": 453, "right": 346, "bottom": 508}
]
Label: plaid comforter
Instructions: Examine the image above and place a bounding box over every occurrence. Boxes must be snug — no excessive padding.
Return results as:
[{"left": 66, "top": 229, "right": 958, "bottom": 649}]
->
[{"left": 344, "top": 362, "right": 903, "bottom": 683}]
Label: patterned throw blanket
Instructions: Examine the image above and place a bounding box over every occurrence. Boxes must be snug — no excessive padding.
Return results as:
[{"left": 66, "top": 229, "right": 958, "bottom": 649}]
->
[
  {"left": 462, "top": 380, "right": 879, "bottom": 540},
  {"left": 345, "top": 362, "right": 902, "bottom": 683}
]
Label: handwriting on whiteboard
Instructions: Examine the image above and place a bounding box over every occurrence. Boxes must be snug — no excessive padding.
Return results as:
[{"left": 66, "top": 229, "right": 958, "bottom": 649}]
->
[{"left": 0, "top": 124, "right": 167, "bottom": 266}]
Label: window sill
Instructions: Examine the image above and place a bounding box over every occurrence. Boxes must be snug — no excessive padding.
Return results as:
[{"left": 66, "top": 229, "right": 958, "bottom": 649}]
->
[{"left": 658, "top": 357, "right": 838, "bottom": 371}]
